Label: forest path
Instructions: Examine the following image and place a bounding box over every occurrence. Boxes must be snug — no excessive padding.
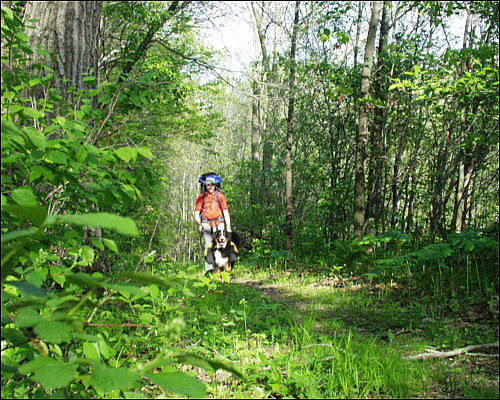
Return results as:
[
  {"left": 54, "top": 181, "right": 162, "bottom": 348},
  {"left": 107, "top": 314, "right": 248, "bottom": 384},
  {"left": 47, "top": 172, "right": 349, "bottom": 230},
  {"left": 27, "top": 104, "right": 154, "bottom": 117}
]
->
[
  {"left": 227, "top": 274, "right": 498, "bottom": 399},
  {"left": 230, "top": 275, "right": 411, "bottom": 339}
]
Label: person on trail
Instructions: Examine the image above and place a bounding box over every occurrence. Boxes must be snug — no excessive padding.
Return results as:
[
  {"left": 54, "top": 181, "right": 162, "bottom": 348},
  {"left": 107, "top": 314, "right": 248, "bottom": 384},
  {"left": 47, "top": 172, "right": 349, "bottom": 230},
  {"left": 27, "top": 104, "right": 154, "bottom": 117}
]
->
[{"left": 194, "top": 176, "right": 232, "bottom": 274}]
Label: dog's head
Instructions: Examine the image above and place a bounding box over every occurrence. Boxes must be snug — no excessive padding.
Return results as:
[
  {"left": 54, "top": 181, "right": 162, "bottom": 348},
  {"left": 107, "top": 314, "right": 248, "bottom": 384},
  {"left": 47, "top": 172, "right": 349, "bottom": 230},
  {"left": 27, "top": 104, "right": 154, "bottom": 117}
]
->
[{"left": 212, "top": 229, "right": 228, "bottom": 249}]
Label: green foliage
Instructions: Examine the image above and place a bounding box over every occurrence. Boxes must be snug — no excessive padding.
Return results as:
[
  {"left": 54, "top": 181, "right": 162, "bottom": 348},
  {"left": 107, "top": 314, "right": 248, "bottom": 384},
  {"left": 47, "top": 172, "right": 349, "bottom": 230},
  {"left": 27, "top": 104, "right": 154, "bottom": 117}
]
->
[
  {"left": 2, "top": 1, "right": 499, "bottom": 398},
  {"left": 1, "top": 7, "right": 240, "bottom": 398}
]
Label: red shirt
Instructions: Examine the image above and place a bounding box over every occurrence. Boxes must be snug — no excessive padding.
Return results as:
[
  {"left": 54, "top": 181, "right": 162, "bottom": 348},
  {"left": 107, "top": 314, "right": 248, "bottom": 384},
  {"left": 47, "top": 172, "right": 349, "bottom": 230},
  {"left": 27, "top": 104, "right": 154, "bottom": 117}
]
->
[{"left": 195, "top": 190, "right": 228, "bottom": 220}]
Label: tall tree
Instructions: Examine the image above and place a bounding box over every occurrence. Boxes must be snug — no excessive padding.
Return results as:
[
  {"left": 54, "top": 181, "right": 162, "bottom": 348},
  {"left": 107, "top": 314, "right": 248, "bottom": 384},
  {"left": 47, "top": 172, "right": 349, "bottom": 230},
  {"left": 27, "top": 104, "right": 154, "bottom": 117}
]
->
[
  {"left": 285, "top": 0, "right": 300, "bottom": 255},
  {"left": 353, "top": 1, "right": 382, "bottom": 238},
  {"left": 353, "top": 1, "right": 363, "bottom": 65},
  {"left": 24, "top": 1, "right": 102, "bottom": 104},
  {"left": 453, "top": 5, "right": 473, "bottom": 233},
  {"left": 250, "top": 73, "right": 261, "bottom": 209},
  {"left": 249, "top": 1, "right": 284, "bottom": 212},
  {"left": 366, "top": 1, "right": 392, "bottom": 232}
]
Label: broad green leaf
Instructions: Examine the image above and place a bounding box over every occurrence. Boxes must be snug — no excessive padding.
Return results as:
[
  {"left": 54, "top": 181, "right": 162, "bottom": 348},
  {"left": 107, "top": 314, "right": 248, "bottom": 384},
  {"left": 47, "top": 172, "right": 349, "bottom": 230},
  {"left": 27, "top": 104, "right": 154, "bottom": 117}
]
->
[
  {"left": 114, "top": 147, "right": 137, "bottom": 163},
  {"left": 97, "top": 335, "right": 110, "bottom": 359},
  {"left": 23, "top": 128, "right": 47, "bottom": 151},
  {"left": 14, "top": 31, "right": 29, "bottom": 42},
  {"left": 147, "top": 371, "right": 207, "bottom": 398},
  {"left": 83, "top": 342, "right": 100, "bottom": 360},
  {"left": 54, "top": 116, "right": 66, "bottom": 126},
  {"left": 8, "top": 104, "right": 23, "bottom": 115},
  {"left": 64, "top": 272, "right": 106, "bottom": 288},
  {"left": 136, "top": 147, "right": 154, "bottom": 158},
  {"left": 45, "top": 295, "right": 79, "bottom": 308},
  {"left": 1, "top": 327, "right": 27, "bottom": 345},
  {"left": 77, "top": 246, "right": 95, "bottom": 266},
  {"left": 1, "top": 6, "right": 14, "bottom": 23},
  {"left": 34, "top": 320, "right": 72, "bottom": 344},
  {"left": 4, "top": 280, "right": 47, "bottom": 297},
  {"left": 23, "top": 107, "right": 43, "bottom": 120},
  {"left": 103, "top": 238, "right": 118, "bottom": 253},
  {"left": 29, "top": 166, "right": 44, "bottom": 183},
  {"left": 1, "top": 118, "right": 24, "bottom": 137},
  {"left": 28, "top": 78, "right": 41, "bottom": 87},
  {"left": 18, "top": 357, "right": 77, "bottom": 391},
  {"left": 90, "top": 237, "right": 104, "bottom": 251},
  {"left": 46, "top": 150, "right": 68, "bottom": 165},
  {"left": 121, "top": 183, "right": 137, "bottom": 200},
  {"left": 4, "top": 91, "right": 15, "bottom": 101},
  {"left": 25, "top": 270, "right": 47, "bottom": 287},
  {"left": 11, "top": 187, "right": 37, "bottom": 207},
  {"left": 104, "top": 282, "right": 146, "bottom": 298},
  {"left": 2, "top": 204, "right": 47, "bottom": 226},
  {"left": 149, "top": 284, "right": 160, "bottom": 298},
  {"left": 1, "top": 227, "right": 38, "bottom": 243},
  {"left": 83, "top": 76, "right": 97, "bottom": 85},
  {"left": 89, "top": 363, "right": 139, "bottom": 393},
  {"left": 389, "top": 83, "right": 404, "bottom": 90},
  {"left": 14, "top": 307, "right": 43, "bottom": 328},
  {"left": 29, "top": 166, "right": 54, "bottom": 182},
  {"left": 57, "top": 213, "right": 138, "bottom": 236},
  {"left": 75, "top": 146, "right": 88, "bottom": 162}
]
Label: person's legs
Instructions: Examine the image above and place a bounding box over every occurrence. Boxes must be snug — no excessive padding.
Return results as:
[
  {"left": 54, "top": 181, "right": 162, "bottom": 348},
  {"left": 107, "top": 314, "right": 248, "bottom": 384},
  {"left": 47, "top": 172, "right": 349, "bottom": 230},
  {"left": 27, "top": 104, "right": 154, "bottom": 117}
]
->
[{"left": 201, "top": 222, "right": 214, "bottom": 273}]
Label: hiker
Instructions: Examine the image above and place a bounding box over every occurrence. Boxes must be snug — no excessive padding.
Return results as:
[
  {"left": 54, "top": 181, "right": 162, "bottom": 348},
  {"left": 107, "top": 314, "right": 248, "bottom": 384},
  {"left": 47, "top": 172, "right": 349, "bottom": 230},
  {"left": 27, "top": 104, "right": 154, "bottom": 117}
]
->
[{"left": 194, "top": 174, "right": 232, "bottom": 274}]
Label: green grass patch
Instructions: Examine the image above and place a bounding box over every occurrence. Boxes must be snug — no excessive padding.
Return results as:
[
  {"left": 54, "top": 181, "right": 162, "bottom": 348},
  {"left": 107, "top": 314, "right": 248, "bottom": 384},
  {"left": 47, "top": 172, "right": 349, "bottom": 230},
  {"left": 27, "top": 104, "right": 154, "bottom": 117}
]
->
[
  {"left": 156, "top": 260, "right": 498, "bottom": 399},
  {"left": 3, "top": 258, "right": 496, "bottom": 399}
]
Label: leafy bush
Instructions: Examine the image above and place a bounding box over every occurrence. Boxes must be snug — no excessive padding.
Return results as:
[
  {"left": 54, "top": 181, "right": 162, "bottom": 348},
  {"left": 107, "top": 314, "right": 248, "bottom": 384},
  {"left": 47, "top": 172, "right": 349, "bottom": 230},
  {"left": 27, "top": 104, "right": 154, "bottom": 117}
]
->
[{"left": 1, "top": 8, "right": 240, "bottom": 398}]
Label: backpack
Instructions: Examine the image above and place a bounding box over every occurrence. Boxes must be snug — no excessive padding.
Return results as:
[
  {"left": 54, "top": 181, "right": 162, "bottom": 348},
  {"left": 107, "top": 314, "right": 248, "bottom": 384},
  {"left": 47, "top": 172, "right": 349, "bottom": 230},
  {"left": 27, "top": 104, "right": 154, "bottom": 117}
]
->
[{"left": 198, "top": 172, "right": 223, "bottom": 218}]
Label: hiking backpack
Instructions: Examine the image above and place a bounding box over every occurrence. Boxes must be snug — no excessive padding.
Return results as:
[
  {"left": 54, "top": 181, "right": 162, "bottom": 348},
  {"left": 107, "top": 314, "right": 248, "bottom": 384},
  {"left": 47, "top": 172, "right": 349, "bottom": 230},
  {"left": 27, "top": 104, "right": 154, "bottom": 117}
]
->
[{"left": 198, "top": 172, "right": 222, "bottom": 192}]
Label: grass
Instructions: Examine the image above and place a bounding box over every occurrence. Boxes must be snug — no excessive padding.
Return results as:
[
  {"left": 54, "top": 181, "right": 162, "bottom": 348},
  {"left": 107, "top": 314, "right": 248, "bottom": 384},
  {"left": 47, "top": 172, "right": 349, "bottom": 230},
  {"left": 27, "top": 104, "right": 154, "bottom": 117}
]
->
[
  {"left": 158, "top": 259, "right": 499, "bottom": 399},
  {"left": 3, "top": 255, "right": 495, "bottom": 399}
]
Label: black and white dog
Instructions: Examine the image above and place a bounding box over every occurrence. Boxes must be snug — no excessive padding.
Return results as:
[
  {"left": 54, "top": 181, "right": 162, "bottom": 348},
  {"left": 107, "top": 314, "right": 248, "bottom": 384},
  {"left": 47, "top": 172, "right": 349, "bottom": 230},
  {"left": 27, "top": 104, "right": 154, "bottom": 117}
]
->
[{"left": 205, "top": 229, "right": 240, "bottom": 274}]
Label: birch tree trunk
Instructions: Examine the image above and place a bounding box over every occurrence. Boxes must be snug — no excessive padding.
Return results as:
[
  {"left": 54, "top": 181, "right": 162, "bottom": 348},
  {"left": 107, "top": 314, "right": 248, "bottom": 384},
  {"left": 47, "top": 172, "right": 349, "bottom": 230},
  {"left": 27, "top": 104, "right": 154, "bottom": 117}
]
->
[
  {"left": 285, "top": 0, "right": 300, "bottom": 255},
  {"left": 353, "top": 1, "right": 382, "bottom": 238},
  {"left": 353, "top": 2, "right": 363, "bottom": 65},
  {"left": 24, "top": 1, "right": 102, "bottom": 105},
  {"left": 453, "top": 6, "right": 473, "bottom": 233}
]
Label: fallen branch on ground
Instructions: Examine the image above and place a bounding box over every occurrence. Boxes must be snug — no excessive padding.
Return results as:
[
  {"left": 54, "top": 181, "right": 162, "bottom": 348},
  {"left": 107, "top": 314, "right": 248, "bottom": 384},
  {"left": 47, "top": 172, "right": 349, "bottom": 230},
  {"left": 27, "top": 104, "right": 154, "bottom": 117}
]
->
[
  {"left": 403, "top": 342, "right": 499, "bottom": 361},
  {"left": 86, "top": 323, "right": 151, "bottom": 328}
]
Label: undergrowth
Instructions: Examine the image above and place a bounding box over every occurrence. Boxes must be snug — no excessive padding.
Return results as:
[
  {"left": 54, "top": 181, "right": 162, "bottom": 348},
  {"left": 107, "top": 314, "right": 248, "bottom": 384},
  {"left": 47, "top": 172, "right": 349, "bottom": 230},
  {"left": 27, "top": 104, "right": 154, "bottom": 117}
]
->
[
  {"left": 142, "top": 258, "right": 499, "bottom": 398},
  {"left": 2, "top": 255, "right": 498, "bottom": 399}
]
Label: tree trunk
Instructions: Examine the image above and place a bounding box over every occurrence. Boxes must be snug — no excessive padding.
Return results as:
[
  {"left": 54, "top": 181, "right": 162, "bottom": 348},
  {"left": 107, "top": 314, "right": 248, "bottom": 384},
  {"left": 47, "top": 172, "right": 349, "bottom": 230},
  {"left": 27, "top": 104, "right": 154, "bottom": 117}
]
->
[
  {"left": 251, "top": 77, "right": 261, "bottom": 209},
  {"left": 353, "top": 1, "right": 382, "bottom": 238},
  {"left": 366, "top": 1, "right": 391, "bottom": 232},
  {"left": 353, "top": 2, "right": 363, "bottom": 65},
  {"left": 285, "top": 0, "right": 300, "bottom": 255},
  {"left": 250, "top": 1, "right": 273, "bottom": 212},
  {"left": 25, "top": 1, "right": 102, "bottom": 105},
  {"left": 453, "top": 6, "right": 473, "bottom": 233},
  {"left": 390, "top": 146, "right": 403, "bottom": 229},
  {"left": 454, "top": 159, "right": 473, "bottom": 232}
]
